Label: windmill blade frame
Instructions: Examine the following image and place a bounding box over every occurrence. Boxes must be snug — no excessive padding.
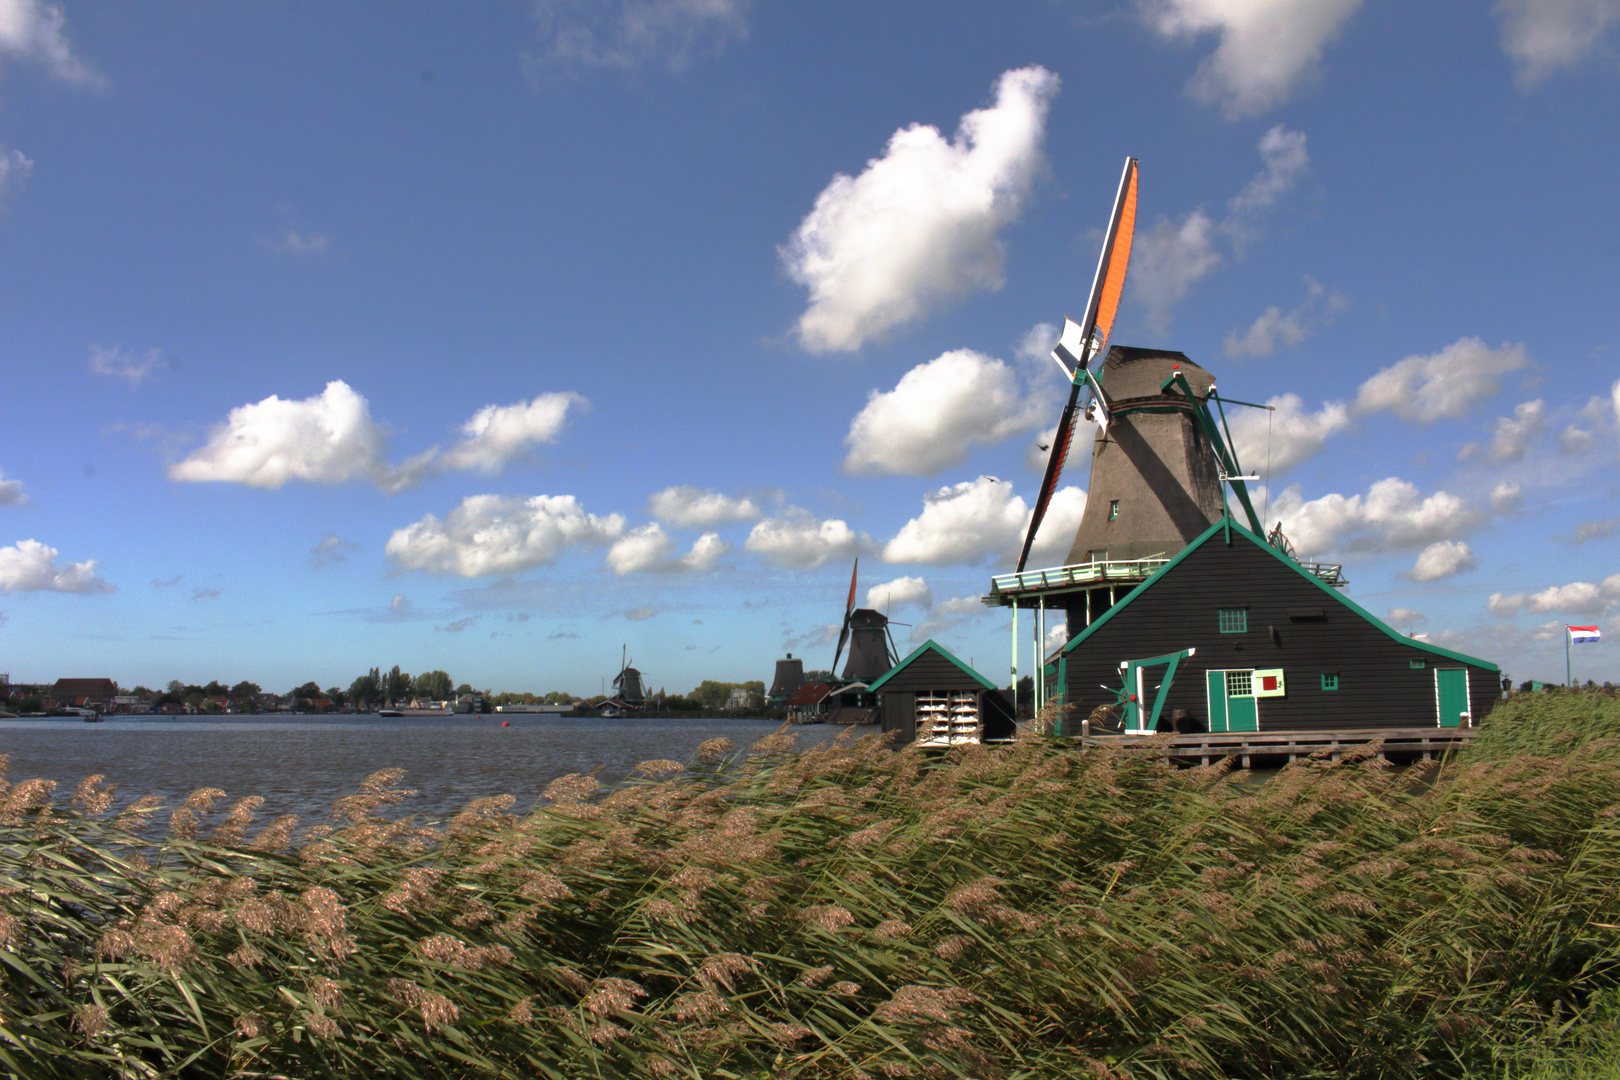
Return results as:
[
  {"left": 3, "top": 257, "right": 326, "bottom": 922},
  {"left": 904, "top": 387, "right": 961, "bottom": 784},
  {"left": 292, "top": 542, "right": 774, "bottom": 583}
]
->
[{"left": 1018, "top": 156, "right": 1138, "bottom": 572}]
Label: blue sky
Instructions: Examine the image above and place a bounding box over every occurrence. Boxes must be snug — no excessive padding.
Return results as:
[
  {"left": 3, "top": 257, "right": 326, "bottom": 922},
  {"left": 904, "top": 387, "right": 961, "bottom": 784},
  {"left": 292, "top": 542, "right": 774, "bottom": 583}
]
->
[{"left": 0, "top": 0, "right": 1616, "bottom": 694}]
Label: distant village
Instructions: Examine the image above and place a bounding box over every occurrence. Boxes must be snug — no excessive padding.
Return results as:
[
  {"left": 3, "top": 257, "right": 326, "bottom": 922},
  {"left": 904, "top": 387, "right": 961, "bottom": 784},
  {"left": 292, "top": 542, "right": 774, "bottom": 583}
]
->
[{"left": 0, "top": 666, "right": 775, "bottom": 719}]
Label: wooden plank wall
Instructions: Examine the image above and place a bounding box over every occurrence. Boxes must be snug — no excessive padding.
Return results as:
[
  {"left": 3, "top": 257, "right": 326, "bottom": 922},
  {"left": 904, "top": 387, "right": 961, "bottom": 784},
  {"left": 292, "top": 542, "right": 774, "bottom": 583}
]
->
[{"left": 1059, "top": 534, "right": 1502, "bottom": 734}]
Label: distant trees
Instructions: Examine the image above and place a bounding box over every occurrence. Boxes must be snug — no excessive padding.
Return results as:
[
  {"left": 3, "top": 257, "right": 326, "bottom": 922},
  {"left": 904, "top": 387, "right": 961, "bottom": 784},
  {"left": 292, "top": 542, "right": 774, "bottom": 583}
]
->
[
  {"left": 348, "top": 668, "right": 382, "bottom": 709},
  {"left": 689, "top": 680, "right": 767, "bottom": 711},
  {"left": 413, "top": 670, "right": 452, "bottom": 701}
]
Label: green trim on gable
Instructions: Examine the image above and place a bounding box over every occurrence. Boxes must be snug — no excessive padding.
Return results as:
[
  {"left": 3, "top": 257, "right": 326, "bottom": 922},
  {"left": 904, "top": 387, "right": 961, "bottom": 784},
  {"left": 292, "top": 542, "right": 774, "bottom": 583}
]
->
[
  {"left": 1060, "top": 515, "right": 1500, "bottom": 672},
  {"left": 866, "top": 639, "right": 998, "bottom": 693}
]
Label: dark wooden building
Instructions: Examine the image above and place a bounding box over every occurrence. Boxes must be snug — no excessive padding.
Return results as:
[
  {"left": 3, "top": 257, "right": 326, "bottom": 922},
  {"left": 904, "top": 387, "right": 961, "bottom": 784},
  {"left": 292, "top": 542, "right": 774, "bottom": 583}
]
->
[
  {"left": 48, "top": 678, "right": 119, "bottom": 709},
  {"left": 869, "top": 641, "right": 1016, "bottom": 746},
  {"left": 1051, "top": 518, "right": 1501, "bottom": 734}
]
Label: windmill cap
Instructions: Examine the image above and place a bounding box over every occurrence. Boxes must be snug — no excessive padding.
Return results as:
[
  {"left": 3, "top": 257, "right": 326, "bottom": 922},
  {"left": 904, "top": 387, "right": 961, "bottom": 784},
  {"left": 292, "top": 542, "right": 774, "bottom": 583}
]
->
[{"left": 1097, "top": 346, "right": 1214, "bottom": 404}]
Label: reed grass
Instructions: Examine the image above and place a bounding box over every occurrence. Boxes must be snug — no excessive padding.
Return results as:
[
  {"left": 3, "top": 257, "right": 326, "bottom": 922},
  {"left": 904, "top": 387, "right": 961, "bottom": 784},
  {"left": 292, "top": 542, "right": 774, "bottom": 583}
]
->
[{"left": 1, "top": 689, "right": 1618, "bottom": 1078}]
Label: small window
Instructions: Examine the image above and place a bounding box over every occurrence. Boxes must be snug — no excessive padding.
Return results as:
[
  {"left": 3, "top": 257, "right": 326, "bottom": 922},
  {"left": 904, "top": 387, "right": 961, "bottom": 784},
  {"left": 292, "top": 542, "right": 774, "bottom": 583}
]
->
[
  {"left": 1108, "top": 500, "right": 1120, "bottom": 520},
  {"left": 1218, "top": 608, "right": 1248, "bottom": 634},
  {"left": 1321, "top": 673, "right": 1339, "bottom": 691},
  {"left": 1226, "top": 670, "right": 1253, "bottom": 697},
  {"left": 1409, "top": 659, "right": 1426, "bottom": 670},
  {"left": 1088, "top": 549, "right": 1108, "bottom": 563}
]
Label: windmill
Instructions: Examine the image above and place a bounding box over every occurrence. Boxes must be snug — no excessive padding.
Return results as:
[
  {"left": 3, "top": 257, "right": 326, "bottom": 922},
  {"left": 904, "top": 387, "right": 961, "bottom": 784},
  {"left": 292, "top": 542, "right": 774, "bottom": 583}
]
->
[
  {"left": 828, "top": 559, "right": 897, "bottom": 684},
  {"left": 610, "top": 645, "right": 645, "bottom": 707},
  {"left": 996, "top": 158, "right": 1303, "bottom": 721}
]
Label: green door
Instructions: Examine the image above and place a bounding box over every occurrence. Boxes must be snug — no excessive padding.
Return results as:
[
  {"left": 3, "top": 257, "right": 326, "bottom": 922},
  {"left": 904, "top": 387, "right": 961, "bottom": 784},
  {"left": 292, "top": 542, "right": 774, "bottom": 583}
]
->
[
  {"left": 1206, "top": 670, "right": 1227, "bottom": 732},
  {"left": 1436, "top": 668, "right": 1471, "bottom": 728},
  {"left": 1206, "top": 670, "right": 1258, "bottom": 733}
]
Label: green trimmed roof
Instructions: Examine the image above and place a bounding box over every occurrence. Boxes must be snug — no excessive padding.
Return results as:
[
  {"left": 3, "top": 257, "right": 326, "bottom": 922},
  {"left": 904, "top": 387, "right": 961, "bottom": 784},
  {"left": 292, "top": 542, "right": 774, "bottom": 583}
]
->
[
  {"left": 866, "top": 639, "right": 998, "bottom": 693},
  {"left": 1060, "top": 515, "right": 1500, "bottom": 672}
]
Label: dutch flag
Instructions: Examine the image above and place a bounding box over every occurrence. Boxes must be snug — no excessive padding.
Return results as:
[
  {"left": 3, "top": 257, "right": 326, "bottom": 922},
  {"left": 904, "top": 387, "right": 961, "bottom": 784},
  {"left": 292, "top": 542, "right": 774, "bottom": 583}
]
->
[{"left": 1569, "top": 625, "right": 1602, "bottom": 644}]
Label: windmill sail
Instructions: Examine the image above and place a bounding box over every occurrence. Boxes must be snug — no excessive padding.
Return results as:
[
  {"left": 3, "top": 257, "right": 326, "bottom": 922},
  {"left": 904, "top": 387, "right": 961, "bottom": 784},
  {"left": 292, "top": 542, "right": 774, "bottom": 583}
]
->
[
  {"left": 830, "top": 558, "right": 858, "bottom": 676},
  {"left": 1017, "top": 157, "right": 1138, "bottom": 574}
]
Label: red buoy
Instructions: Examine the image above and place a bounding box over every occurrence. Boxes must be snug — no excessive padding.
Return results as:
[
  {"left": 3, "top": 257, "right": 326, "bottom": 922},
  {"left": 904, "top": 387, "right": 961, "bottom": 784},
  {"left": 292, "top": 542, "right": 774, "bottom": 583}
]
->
[{"left": 501, "top": 720, "right": 509, "bottom": 727}]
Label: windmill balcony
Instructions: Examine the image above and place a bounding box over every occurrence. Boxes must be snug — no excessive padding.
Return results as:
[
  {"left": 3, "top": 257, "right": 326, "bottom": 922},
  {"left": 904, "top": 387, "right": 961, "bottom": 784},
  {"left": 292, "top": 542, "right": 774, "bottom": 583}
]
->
[{"left": 983, "top": 554, "right": 1345, "bottom": 609}]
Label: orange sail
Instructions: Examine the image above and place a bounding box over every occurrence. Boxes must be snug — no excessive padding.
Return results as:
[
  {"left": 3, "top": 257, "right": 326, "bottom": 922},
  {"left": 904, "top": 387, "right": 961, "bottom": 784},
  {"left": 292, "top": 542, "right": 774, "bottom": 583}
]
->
[{"left": 1090, "top": 160, "right": 1137, "bottom": 358}]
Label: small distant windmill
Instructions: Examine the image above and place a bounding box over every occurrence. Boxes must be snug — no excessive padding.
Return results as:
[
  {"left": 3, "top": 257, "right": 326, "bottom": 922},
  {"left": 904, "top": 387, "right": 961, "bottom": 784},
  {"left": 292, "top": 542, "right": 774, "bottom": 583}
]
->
[{"left": 611, "top": 645, "right": 645, "bottom": 706}]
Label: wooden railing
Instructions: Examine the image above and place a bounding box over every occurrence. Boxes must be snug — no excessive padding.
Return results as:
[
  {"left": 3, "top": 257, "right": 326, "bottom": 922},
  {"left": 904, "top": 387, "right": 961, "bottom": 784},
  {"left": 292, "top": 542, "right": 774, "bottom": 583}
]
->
[{"left": 983, "top": 553, "right": 1344, "bottom": 607}]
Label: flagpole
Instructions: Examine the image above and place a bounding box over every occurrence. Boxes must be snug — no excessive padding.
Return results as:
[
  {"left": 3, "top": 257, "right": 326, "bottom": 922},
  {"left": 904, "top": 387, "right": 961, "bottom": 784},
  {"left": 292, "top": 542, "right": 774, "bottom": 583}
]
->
[{"left": 1566, "top": 625, "right": 1572, "bottom": 687}]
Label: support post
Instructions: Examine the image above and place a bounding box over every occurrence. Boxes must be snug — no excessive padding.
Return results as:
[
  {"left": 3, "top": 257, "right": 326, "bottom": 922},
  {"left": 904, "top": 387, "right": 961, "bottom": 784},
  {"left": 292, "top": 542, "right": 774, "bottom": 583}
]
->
[{"left": 1011, "top": 602, "right": 1019, "bottom": 719}]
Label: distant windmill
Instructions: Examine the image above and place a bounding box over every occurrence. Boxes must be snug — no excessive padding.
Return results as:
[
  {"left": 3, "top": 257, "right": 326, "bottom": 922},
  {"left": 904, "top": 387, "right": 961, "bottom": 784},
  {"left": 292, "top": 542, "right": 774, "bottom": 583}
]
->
[{"left": 611, "top": 645, "right": 645, "bottom": 706}]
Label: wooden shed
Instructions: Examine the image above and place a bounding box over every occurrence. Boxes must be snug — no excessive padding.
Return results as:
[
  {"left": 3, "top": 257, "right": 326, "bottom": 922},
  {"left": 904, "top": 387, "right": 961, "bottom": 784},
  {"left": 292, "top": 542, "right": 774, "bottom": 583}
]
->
[
  {"left": 1050, "top": 517, "right": 1502, "bottom": 734},
  {"left": 869, "top": 641, "right": 1016, "bottom": 747}
]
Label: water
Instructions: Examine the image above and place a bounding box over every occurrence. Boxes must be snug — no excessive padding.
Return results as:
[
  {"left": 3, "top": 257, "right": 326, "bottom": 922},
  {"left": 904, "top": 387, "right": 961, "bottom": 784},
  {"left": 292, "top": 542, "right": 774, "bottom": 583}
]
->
[{"left": 0, "top": 714, "right": 870, "bottom": 823}]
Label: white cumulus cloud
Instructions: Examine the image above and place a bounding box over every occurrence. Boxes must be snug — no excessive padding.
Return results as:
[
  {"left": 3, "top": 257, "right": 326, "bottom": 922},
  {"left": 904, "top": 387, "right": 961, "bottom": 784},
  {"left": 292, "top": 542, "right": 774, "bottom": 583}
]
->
[
  {"left": 1496, "top": 0, "right": 1620, "bottom": 87},
  {"left": 1142, "top": 0, "right": 1363, "bottom": 116},
  {"left": 1490, "top": 481, "right": 1524, "bottom": 515},
  {"left": 604, "top": 523, "right": 728, "bottom": 574},
  {"left": 0, "top": 468, "right": 25, "bottom": 506},
  {"left": 1129, "top": 210, "right": 1222, "bottom": 332},
  {"left": 1267, "top": 477, "right": 1486, "bottom": 559},
  {"left": 883, "top": 476, "right": 1028, "bottom": 566},
  {"left": 1226, "top": 124, "right": 1311, "bottom": 222},
  {"left": 1459, "top": 399, "right": 1545, "bottom": 463},
  {"left": 385, "top": 494, "right": 624, "bottom": 577},
  {"left": 170, "top": 381, "right": 397, "bottom": 491},
  {"left": 1403, "top": 540, "right": 1480, "bottom": 583},
  {"left": 0, "top": 144, "right": 33, "bottom": 206},
  {"left": 866, "top": 575, "right": 931, "bottom": 612},
  {"left": 1132, "top": 126, "right": 1308, "bottom": 330},
  {"left": 844, "top": 349, "right": 1048, "bottom": 476},
  {"left": 1224, "top": 277, "right": 1347, "bottom": 358},
  {"left": 1026, "top": 485, "right": 1088, "bottom": 568},
  {"left": 782, "top": 65, "right": 1059, "bottom": 352},
  {"left": 647, "top": 486, "right": 763, "bottom": 527},
  {"left": 0, "top": 0, "right": 104, "bottom": 86},
  {"left": 1228, "top": 393, "right": 1352, "bottom": 478},
  {"left": 172, "top": 383, "right": 587, "bottom": 493},
  {"left": 436, "top": 392, "right": 586, "bottom": 474},
  {"left": 532, "top": 0, "right": 749, "bottom": 71},
  {"left": 1353, "top": 338, "right": 1529, "bottom": 423},
  {"left": 0, "top": 538, "right": 111, "bottom": 593},
  {"left": 745, "top": 512, "right": 870, "bottom": 570},
  {"left": 1489, "top": 573, "right": 1620, "bottom": 616}
]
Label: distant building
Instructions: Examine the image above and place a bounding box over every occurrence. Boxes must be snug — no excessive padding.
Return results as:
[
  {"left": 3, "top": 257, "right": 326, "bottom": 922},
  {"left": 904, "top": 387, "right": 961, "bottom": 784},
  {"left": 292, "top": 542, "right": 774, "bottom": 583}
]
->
[
  {"left": 48, "top": 678, "right": 118, "bottom": 710},
  {"left": 768, "top": 654, "right": 805, "bottom": 704},
  {"left": 726, "top": 686, "right": 751, "bottom": 709}
]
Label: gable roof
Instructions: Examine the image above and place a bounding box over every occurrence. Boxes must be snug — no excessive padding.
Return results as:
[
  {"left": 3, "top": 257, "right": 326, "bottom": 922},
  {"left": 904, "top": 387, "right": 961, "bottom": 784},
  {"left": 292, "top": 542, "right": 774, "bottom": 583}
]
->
[
  {"left": 1060, "top": 515, "right": 1499, "bottom": 672},
  {"left": 867, "top": 639, "right": 997, "bottom": 693}
]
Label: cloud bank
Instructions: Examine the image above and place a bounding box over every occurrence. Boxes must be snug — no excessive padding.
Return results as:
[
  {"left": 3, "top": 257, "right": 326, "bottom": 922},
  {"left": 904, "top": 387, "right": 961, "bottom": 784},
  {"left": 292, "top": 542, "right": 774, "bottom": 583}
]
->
[
  {"left": 171, "top": 382, "right": 586, "bottom": 493},
  {"left": 532, "top": 0, "right": 749, "bottom": 71},
  {"left": 745, "top": 512, "right": 871, "bottom": 570},
  {"left": 783, "top": 66, "right": 1059, "bottom": 352},
  {"left": 0, "top": 538, "right": 111, "bottom": 593},
  {"left": 604, "top": 524, "right": 728, "bottom": 574},
  {"left": 647, "top": 486, "right": 763, "bottom": 528},
  {"left": 385, "top": 494, "right": 625, "bottom": 577}
]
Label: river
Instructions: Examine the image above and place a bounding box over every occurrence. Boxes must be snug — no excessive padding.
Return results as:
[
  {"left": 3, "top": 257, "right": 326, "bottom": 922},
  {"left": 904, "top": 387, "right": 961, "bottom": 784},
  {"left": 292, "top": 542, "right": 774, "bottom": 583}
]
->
[{"left": 0, "top": 713, "right": 873, "bottom": 823}]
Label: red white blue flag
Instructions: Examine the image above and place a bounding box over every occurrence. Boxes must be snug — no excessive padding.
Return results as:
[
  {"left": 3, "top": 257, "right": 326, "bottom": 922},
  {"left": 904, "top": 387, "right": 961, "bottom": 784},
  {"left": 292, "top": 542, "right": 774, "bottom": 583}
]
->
[{"left": 1569, "top": 625, "right": 1601, "bottom": 644}]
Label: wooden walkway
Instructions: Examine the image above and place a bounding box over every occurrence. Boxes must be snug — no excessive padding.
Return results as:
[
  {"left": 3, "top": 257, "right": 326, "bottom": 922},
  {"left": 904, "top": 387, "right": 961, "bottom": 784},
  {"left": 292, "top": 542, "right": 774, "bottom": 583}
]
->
[{"left": 1077, "top": 722, "right": 1474, "bottom": 767}]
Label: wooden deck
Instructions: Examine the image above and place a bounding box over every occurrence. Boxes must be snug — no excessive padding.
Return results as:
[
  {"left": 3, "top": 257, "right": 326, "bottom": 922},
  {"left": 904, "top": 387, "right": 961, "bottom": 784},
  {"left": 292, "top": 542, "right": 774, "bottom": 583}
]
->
[{"left": 1077, "top": 721, "right": 1474, "bottom": 767}]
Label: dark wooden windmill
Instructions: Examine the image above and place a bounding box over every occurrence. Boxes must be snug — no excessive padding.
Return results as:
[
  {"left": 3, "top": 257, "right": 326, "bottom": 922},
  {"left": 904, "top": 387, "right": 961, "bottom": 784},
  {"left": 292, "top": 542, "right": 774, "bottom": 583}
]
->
[
  {"left": 987, "top": 158, "right": 1337, "bottom": 717},
  {"left": 829, "top": 559, "right": 898, "bottom": 684},
  {"left": 610, "top": 645, "right": 645, "bottom": 706}
]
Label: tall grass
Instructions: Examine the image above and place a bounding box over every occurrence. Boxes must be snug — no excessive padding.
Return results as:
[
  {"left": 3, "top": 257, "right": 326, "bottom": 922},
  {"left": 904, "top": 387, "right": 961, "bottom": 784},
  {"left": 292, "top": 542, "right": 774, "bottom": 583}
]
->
[{"left": 2, "top": 689, "right": 1618, "bottom": 1078}]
